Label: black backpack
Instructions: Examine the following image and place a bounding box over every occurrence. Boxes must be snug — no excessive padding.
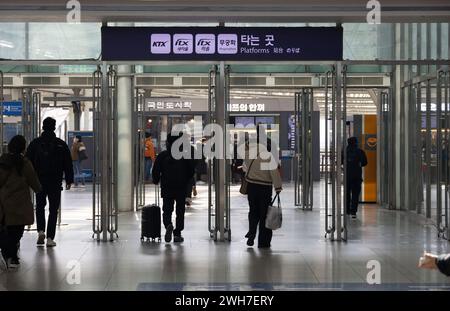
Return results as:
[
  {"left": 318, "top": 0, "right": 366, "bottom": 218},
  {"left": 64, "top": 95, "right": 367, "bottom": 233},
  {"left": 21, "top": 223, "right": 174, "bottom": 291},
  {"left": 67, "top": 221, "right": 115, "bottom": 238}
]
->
[{"left": 34, "top": 139, "right": 62, "bottom": 178}]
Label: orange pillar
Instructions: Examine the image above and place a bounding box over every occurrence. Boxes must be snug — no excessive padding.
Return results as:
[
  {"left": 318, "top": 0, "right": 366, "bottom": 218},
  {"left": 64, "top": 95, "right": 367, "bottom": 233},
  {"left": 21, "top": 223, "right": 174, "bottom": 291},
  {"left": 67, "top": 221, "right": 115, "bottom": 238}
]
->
[{"left": 362, "top": 115, "right": 377, "bottom": 202}]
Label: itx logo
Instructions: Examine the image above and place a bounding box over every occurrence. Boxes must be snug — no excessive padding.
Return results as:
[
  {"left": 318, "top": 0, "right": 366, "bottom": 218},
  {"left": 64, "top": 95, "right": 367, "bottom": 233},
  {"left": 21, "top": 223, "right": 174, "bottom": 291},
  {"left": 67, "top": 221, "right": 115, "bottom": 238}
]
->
[
  {"left": 197, "top": 39, "right": 212, "bottom": 46},
  {"left": 153, "top": 41, "right": 168, "bottom": 47},
  {"left": 173, "top": 34, "right": 193, "bottom": 54},
  {"left": 195, "top": 34, "right": 216, "bottom": 54},
  {"left": 175, "top": 39, "right": 190, "bottom": 46}
]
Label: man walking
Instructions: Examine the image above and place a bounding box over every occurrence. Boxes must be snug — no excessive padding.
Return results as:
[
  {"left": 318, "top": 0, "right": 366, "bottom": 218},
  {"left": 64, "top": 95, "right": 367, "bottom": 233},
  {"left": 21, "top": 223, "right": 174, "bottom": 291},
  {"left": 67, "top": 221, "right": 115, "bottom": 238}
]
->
[
  {"left": 152, "top": 134, "right": 195, "bottom": 243},
  {"left": 345, "top": 137, "right": 368, "bottom": 219},
  {"left": 26, "top": 117, "right": 74, "bottom": 247}
]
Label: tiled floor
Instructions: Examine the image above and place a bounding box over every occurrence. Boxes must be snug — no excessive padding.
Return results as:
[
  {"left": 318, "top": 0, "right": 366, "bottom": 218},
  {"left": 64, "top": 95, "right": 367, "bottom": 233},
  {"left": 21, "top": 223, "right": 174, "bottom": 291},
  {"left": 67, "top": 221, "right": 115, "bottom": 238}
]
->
[{"left": 1, "top": 182, "right": 449, "bottom": 291}]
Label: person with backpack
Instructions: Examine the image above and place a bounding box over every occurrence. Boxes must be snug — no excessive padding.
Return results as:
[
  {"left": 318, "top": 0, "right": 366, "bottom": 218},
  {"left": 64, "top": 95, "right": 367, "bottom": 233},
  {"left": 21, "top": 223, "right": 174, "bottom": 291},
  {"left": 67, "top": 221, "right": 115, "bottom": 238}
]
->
[
  {"left": 152, "top": 134, "right": 195, "bottom": 243},
  {"left": 71, "top": 135, "right": 87, "bottom": 187},
  {"left": 0, "top": 135, "right": 41, "bottom": 269},
  {"left": 25, "top": 117, "right": 74, "bottom": 247},
  {"left": 344, "top": 137, "right": 368, "bottom": 219}
]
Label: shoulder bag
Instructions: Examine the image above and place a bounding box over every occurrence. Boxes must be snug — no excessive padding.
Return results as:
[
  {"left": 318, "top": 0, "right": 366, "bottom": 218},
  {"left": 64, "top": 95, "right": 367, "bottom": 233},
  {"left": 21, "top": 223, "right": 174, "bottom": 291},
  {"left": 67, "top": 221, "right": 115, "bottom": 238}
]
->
[{"left": 239, "top": 158, "right": 256, "bottom": 195}]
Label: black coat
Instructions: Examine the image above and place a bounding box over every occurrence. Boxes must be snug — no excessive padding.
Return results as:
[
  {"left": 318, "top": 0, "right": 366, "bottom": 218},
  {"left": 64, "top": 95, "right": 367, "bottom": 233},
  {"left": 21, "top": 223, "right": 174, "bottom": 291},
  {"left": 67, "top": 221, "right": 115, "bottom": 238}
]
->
[
  {"left": 437, "top": 254, "right": 450, "bottom": 276},
  {"left": 152, "top": 150, "right": 195, "bottom": 199},
  {"left": 25, "top": 131, "right": 74, "bottom": 189},
  {"left": 345, "top": 145, "right": 368, "bottom": 182}
]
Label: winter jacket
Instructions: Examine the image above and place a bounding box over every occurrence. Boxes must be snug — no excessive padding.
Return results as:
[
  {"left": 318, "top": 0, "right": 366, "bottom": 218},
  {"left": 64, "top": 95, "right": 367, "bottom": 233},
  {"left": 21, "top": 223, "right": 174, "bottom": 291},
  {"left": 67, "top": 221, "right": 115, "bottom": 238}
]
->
[
  {"left": 25, "top": 130, "right": 74, "bottom": 189},
  {"left": 0, "top": 154, "right": 41, "bottom": 226},
  {"left": 145, "top": 138, "right": 156, "bottom": 161},
  {"left": 437, "top": 254, "right": 450, "bottom": 276},
  {"left": 345, "top": 145, "right": 368, "bottom": 182},
  {"left": 152, "top": 148, "right": 195, "bottom": 199},
  {"left": 243, "top": 145, "right": 282, "bottom": 192},
  {"left": 71, "top": 141, "right": 86, "bottom": 161}
]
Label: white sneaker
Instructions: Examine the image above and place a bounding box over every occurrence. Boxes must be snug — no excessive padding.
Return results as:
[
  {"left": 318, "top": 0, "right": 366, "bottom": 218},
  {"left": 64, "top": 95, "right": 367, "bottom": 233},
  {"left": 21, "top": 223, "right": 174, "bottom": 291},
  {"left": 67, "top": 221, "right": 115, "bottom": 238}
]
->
[
  {"left": 37, "top": 231, "right": 46, "bottom": 246},
  {"left": 46, "top": 238, "right": 57, "bottom": 247}
]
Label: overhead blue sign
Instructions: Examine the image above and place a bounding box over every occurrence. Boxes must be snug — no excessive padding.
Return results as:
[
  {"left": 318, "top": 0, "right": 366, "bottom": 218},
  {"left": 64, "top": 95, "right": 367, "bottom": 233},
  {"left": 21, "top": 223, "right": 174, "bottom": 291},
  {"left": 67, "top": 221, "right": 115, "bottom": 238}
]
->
[
  {"left": 102, "top": 26, "right": 343, "bottom": 61},
  {"left": 2, "top": 101, "right": 22, "bottom": 116}
]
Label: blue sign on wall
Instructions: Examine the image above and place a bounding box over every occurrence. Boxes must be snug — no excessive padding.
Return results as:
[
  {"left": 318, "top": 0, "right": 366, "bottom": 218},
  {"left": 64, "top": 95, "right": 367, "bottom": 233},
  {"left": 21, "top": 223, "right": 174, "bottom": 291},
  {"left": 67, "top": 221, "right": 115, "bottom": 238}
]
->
[
  {"left": 2, "top": 101, "right": 22, "bottom": 116},
  {"left": 102, "top": 26, "right": 343, "bottom": 61}
]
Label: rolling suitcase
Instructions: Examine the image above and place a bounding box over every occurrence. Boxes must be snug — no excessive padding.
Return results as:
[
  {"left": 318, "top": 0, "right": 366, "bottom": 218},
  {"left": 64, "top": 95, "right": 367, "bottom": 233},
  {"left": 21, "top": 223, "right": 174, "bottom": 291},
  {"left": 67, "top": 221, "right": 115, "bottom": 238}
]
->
[{"left": 141, "top": 185, "right": 161, "bottom": 242}]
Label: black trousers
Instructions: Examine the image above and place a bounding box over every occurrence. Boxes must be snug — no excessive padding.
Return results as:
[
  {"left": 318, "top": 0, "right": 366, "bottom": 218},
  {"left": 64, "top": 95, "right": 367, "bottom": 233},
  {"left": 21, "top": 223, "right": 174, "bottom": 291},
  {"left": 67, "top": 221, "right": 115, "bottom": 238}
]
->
[
  {"left": 1, "top": 225, "right": 24, "bottom": 260},
  {"left": 36, "top": 187, "right": 61, "bottom": 240},
  {"left": 346, "top": 179, "right": 362, "bottom": 215},
  {"left": 247, "top": 182, "right": 273, "bottom": 247},
  {"left": 162, "top": 196, "right": 185, "bottom": 236}
]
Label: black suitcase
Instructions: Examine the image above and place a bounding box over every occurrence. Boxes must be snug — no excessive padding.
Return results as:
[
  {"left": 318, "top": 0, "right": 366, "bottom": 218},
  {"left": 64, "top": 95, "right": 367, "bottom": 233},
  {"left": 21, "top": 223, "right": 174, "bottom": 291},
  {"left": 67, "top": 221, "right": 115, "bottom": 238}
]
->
[{"left": 141, "top": 186, "right": 161, "bottom": 242}]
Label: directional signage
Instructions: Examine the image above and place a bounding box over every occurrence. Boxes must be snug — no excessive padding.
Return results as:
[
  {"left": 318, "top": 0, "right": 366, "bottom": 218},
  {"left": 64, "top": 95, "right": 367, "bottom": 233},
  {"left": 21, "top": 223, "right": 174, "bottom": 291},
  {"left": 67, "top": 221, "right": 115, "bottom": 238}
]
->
[
  {"left": 2, "top": 101, "right": 22, "bottom": 116},
  {"left": 102, "top": 26, "right": 343, "bottom": 61}
]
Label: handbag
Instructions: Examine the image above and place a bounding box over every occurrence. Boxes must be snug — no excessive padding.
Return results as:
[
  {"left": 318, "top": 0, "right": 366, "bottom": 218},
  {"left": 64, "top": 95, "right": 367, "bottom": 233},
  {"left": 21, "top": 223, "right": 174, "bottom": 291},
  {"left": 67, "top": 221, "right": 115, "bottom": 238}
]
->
[
  {"left": 265, "top": 193, "right": 282, "bottom": 230},
  {"left": 78, "top": 145, "right": 88, "bottom": 161},
  {"left": 239, "top": 158, "right": 256, "bottom": 195}
]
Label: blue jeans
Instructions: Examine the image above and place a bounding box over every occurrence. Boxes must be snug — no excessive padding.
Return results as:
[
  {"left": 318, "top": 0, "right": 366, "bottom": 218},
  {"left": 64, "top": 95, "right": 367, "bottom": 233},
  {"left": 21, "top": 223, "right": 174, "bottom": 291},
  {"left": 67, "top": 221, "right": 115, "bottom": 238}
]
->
[
  {"left": 73, "top": 160, "right": 85, "bottom": 185},
  {"left": 145, "top": 158, "right": 153, "bottom": 181}
]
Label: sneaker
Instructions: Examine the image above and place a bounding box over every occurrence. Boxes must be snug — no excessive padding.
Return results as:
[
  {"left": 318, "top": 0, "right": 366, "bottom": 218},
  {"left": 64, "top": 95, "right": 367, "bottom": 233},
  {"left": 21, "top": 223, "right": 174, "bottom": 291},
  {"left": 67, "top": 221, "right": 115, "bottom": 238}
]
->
[
  {"left": 173, "top": 235, "right": 184, "bottom": 243},
  {"left": 0, "top": 254, "right": 7, "bottom": 270},
  {"left": 9, "top": 257, "right": 20, "bottom": 268},
  {"left": 185, "top": 198, "right": 192, "bottom": 207},
  {"left": 247, "top": 237, "right": 254, "bottom": 247},
  {"left": 37, "top": 231, "right": 46, "bottom": 246},
  {"left": 46, "top": 238, "right": 57, "bottom": 247},
  {"left": 258, "top": 244, "right": 271, "bottom": 249},
  {"left": 165, "top": 224, "right": 174, "bottom": 243},
  {"left": 5, "top": 258, "right": 19, "bottom": 270},
  {"left": 351, "top": 214, "right": 357, "bottom": 219}
]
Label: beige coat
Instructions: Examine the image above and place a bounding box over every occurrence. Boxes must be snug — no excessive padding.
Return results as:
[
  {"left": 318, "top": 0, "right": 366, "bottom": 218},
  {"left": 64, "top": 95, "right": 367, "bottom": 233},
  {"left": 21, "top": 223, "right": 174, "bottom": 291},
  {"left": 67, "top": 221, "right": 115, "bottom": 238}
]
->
[
  {"left": 243, "top": 146, "right": 283, "bottom": 191},
  {"left": 0, "top": 154, "right": 42, "bottom": 226}
]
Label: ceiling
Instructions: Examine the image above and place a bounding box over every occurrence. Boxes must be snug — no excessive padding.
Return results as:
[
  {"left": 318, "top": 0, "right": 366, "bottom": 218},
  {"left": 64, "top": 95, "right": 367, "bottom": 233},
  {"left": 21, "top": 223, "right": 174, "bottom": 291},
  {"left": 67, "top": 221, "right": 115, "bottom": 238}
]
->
[{"left": 0, "top": 0, "right": 449, "bottom": 23}]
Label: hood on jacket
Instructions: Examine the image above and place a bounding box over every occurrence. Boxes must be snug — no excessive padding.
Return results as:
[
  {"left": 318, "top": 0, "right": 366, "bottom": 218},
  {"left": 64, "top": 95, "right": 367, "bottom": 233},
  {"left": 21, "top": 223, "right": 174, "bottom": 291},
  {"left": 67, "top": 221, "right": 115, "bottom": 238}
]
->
[{"left": 0, "top": 153, "right": 16, "bottom": 169}]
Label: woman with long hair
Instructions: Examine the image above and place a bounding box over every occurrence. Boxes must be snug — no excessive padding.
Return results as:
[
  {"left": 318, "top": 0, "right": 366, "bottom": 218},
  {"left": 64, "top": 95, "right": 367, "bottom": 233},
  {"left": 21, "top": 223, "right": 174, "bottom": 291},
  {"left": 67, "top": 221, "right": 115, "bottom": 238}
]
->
[{"left": 0, "top": 135, "right": 41, "bottom": 270}]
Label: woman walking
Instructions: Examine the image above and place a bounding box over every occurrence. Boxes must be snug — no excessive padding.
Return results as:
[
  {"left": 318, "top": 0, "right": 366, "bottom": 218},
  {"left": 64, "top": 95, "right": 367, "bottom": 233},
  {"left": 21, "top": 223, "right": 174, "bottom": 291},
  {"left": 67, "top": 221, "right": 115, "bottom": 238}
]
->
[
  {"left": 0, "top": 135, "right": 41, "bottom": 269},
  {"left": 243, "top": 133, "right": 282, "bottom": 249}
]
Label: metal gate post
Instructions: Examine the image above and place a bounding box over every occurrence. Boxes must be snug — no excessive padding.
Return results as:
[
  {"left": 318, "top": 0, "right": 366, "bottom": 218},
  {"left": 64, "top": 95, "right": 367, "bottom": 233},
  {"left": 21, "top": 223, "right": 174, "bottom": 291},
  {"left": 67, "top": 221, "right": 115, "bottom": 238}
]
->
[
  {"left": 324, "top": 70, "right": 335, "bottom": 238},
  {"left": 216, "top": 62, "right": 227, "bottom": 241},
  {"left": 415, "top": 83, "right": 423, "bottom": 214},
  {"left": 92, "top": 66, "right": 103, "bottom": 241},
  {"left": 425, "top": 79, "right": 432, "bottom": 219},
  {"left": 335, "top": 62, "right": 343, "bottom": 241},
  {"left": 207, "top": 65, "right": 217, "bottom": 239},
  {"left": 101, "top": 63, "right": 109, "bottom": 242},
  {"left": 342, "top": 65, "right": 348, "bottom": 241}
]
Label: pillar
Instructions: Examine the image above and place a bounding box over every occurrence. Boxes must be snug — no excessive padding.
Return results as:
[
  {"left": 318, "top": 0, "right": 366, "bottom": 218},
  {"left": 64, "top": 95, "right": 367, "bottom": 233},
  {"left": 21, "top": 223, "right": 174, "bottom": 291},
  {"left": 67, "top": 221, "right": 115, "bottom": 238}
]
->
[{"left": 117, "top": 64, "right": 134, "bottom": 212}]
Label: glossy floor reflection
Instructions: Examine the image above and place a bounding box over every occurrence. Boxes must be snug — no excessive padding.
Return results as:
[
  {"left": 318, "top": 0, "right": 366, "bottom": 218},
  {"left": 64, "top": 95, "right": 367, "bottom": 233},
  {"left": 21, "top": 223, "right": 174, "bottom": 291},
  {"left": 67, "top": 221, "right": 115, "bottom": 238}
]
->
[{"left": 0, "top": 182, "right": 449, "bottom": 291}]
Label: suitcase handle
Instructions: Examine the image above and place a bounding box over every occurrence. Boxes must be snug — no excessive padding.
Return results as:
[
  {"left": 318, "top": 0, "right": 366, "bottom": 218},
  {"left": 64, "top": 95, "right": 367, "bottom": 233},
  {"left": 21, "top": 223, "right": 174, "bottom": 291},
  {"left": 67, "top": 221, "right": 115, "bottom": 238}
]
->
[{"left": 154, "top": 184, "right": 160, "bottom": 206}]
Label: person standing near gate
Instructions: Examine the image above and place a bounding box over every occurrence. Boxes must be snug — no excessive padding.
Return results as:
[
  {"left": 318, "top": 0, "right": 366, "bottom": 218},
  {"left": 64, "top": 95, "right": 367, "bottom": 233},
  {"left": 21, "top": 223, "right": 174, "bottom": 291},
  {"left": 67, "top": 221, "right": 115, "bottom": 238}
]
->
[
  {"left": 71, "top": 135, "right": 87, "bottom": 187},
  {"left": 345, "top": 137, "right": 368, "bottom": 219},
  {"left": 144, "top": 132, "right": 156, "bottom": 182},
  {"left": 25, "top": 117, "right": 74, "bottom": 247}
]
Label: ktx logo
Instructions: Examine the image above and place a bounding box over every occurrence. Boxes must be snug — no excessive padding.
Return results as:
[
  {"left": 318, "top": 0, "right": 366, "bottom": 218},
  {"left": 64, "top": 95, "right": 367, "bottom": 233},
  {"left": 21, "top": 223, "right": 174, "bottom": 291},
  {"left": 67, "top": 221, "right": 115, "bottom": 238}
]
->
[{"left": 151, "top": 34, "right": 171, "bottom": 54}]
